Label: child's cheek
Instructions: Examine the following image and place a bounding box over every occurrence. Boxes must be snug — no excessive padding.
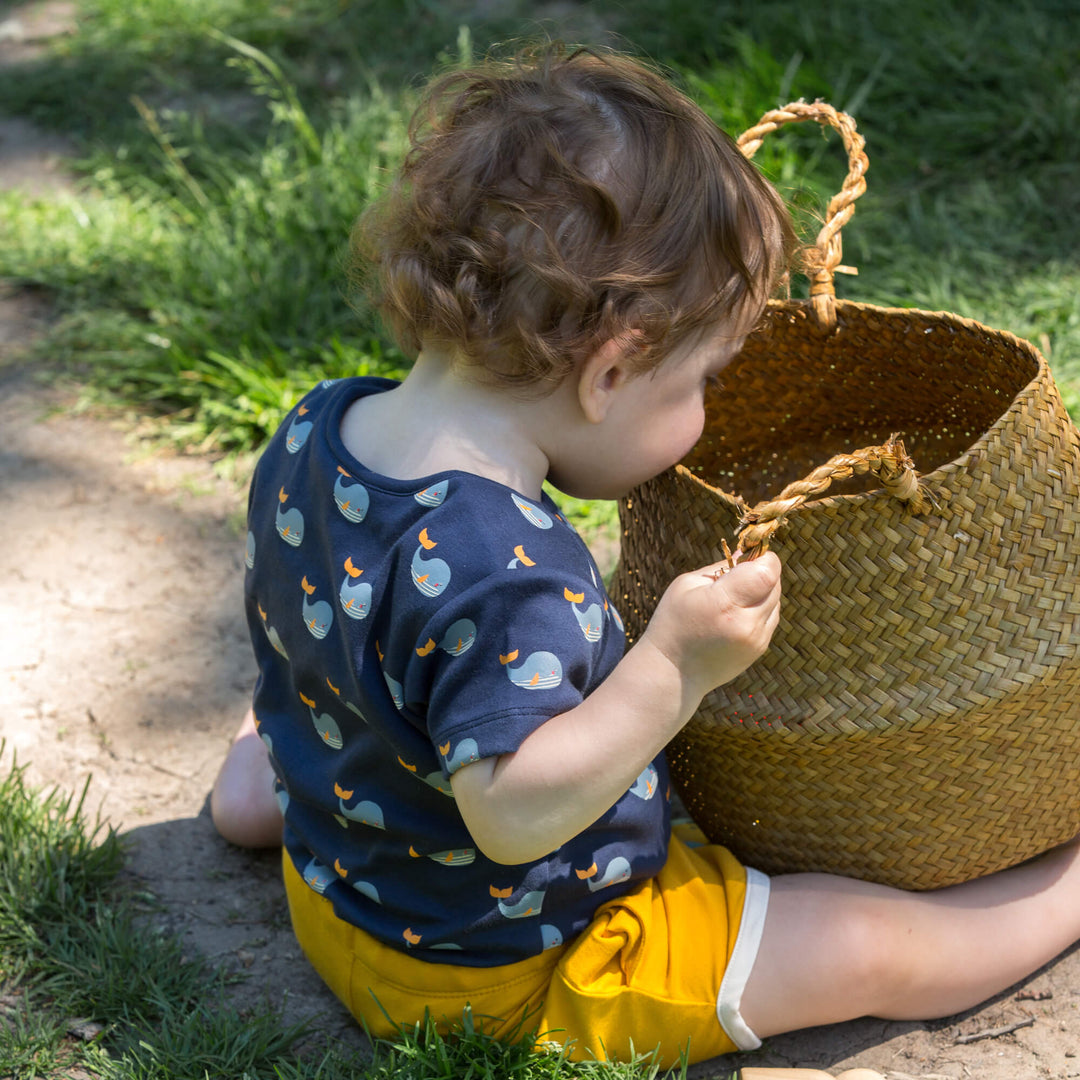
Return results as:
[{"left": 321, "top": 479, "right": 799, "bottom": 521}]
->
[{"left": 680, "top": 404, "right": 707, "bottom": 458}]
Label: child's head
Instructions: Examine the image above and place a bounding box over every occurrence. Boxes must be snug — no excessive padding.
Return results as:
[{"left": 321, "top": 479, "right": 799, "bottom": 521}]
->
[{"left": 351, "top": 42, "right": 796, "bottom": 393}]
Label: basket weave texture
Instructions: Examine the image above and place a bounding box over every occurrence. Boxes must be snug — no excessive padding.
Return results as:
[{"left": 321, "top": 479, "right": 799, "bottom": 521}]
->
[{"left": 610, "top": 102, "right": 1080, "bottom": 890}]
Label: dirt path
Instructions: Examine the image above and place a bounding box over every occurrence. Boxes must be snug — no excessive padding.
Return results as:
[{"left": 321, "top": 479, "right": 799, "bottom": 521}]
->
[{"left": 3, "top": 6, "right": 1080, "bottom": 1076}]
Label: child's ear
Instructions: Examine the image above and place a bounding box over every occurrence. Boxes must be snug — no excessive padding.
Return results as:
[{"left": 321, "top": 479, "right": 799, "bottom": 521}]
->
[{"left": 577, "top": 335, "right": 636, "bottom": 424}]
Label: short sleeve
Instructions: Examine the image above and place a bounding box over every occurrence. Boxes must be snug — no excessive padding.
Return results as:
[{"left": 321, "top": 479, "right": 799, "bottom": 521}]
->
[{"left": 403, "top": 563, "right": 625, "bottom": 777}]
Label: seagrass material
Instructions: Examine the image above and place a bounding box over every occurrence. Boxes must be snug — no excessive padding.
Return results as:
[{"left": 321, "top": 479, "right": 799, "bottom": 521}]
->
[{"left": 610, "top": 102, "right": 1080, "bottom": 890}]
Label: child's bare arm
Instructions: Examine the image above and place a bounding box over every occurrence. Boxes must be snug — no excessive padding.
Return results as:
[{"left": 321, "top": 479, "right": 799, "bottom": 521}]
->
[{"left": 451, "top": 553, "right": 782, "bottom": 864}]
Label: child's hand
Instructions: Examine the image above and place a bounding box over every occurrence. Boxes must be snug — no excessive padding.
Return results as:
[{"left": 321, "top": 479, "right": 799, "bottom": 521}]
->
[{"left": 641, "top": 552, "right": 782, "bottom": 702}]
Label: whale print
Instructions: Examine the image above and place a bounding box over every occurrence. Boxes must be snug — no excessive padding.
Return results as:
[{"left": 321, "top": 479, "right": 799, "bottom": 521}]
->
[
  {"left": 302, "top": 857, "right": 336, "bottom": 894},
  {"left": 429, "top": 942, "right": 464, "bottom": 951},
  {"left": 414, "top": 479, "right": 449, "bottom": 507},
  {"left": 541, "top": 924, "right": 564, "bottom": 950},
  {"left": 497, "top": 889, "right": 546, "bottom": 918},
  {"left": 258, "top": 604, "right": 289, "bottom": 658},
  {"left": 577, "top": 856, "right": 632, "bottom": 893},
  {"left": 326, "top": 677, "right": 366, "bottom": 722},
  {"left": 420, "top": 770, "right": 455, "bottom": 797},
  {"left": 383, "top": 672, "right": 404, "bottom": 710},
  {"left": 511, "top": 493, "right": 553, "bottom": 529},
  {"left": 427, "top": 848, "right": 476, "bottom": 866},
  {"left": 285, "top": 405, "right": 313, "bottom": 453},
  {"left": 443, "top": 737, "right": 479, "bottom": 772},
  {"left": 502, "top": 650, "right": 563, "bottom": 690},
  {"left": 565, "top": 588, "right": 603, "bottom": 643},
  {"left": 301, "top": 691, "right": 343, "bottom": 749},
  {"left": 335, "top": 782, "right": 386, "bottom": 829},
  {"left": 607, "top": 602, "right": 625, "bottom": 633},
  {"left": 265, "top": 624, "right": 289, "bottom": 657},
  {"left": 352, "top": 880, "right": 381, "bottom": 904},
  {"left": 333, "top": 468, "right": 370, "bottom": 523},
  {"left": 507, "top": 544, "right": 536, "bottom": 570},
  {"left": 338, "top": 556, "right": 372, "bottom": 620},
  {"left": 403, "top": 927, "right": 422, "bottom": 947},
  {"left": 629, "top": 763, "right": 658, "bottom": 800},
  {"left": 301, "top": 576, "right": 333, "bottom": 639},
  {"left": 244, "top": 531, "right": 256, "bottom": 569},
  {"left": 275, "top": 488, "right": 305, "bottom": 546},
  {"left": 275, "top": 787, "right": 290, "bottom": 815},
  {"left": 411, "top": 528, "right": 451, "bottom": 597},
  {"left": 438, "top": 618, "right": 476, "bottom": 656}
]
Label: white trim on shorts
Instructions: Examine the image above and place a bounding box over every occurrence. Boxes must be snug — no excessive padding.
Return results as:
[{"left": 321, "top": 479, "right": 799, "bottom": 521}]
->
[{"left": 715, "top": 866, "right": 770, "bottom": 1051}]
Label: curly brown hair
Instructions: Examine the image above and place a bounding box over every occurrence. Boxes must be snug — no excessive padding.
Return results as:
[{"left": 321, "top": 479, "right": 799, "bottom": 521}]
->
[{"left": 350, "top": 43, "right": 797, "bottom": 392}]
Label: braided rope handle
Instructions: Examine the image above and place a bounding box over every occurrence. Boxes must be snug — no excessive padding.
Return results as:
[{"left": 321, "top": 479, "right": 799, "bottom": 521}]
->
[
  {"left": 736, "top": 436, "right": 932, "bottom": 555},
  {"left": 737, "top": 101, "right": 868, "bottom": 331}
]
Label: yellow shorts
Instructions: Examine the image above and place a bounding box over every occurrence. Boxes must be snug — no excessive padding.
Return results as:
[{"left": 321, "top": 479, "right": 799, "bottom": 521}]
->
[{"left": 283, "top": 827, "right": 770, "bottom": 1067}]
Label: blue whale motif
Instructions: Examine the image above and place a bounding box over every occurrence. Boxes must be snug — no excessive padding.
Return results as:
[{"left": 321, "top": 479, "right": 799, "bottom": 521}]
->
[
  {"left": 444, "top": 737, "right": 479, "bottom": 772},
  {"left": 339, "top": 575, "right": 372, "bottom": 620},
  {"left": 275, "top": 503, "right": 305, "bottom": 547},
  {"left": 302, "top": 593, "right": 334, "bottom": 639},
  {"left": 338, "top": 790, "right": 386, "bottom": 829},
  {"left": 571, "top": 600, "right": 604, "bottom": 642},
  {"left": 411, "top": 545, "right": 451, "bottom": 597},
  {"left": 274, "top": 787, "right": 290, "bottom": 815},
  {"left": 263, "top": 621, "right": 289, "bottom": 658},
  {"left": 585, "top": 856, "right": 632, "bottom": 893},
  {"left": 427, "top": 848, "right": 476, "bottom": 866},
  {"left": 608, "top": 603, "right": 625, "bottom": 633},
  {"left": 334, "top": 471, "right": 370, "bottom": 523},
  {"left": 285, "top": 413, "right": 313, "bottom": 453},
  {"left": 629, "top": 763, "right": 658, "bottom": 800},
  {"left": 438, "top": 618, "right": 476, "bottom": 656},
  {"left": 383, "top": 672, "right": 404, "bottom": 710},
  {"left": 420, "top": 770, "right": 455, "bottom": 797},
  {"left": 506, "top": 651, "right": 562, "bottom": 690},
  {"left": 498, "top": 889, "right": 546, "bottom": 918},
  {"left": 352, "top": 880, "right": 381, "bottom": 904},
  {"left": 306, "top": 701, "right": 343, "bottom": 749},
  {"left": 511, "top": 493, "right": 553, "bottom": 529},
  {"left": 245, "top": 531, "right": 256, "bottom": 569},
  {"left": 414, "top": 479, "right": 449, "bottom": 507},
  {"left": 541, "top": 924, "right": 564, "bottom": 950},
  {"left": 302, "top": 857, "right": 336, "bottom": 894}
]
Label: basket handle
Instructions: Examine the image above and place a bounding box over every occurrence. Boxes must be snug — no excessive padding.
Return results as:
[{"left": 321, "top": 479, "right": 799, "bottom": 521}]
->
[
  {"left": 737, "top": 101, "right": 868, "bottom": 331},
  {"left": 735, "top": 435, "right": 932, "bottom": 555}
]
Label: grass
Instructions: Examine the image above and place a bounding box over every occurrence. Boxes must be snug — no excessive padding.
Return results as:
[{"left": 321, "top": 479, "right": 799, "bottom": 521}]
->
[
  {"left": 3, "top": 0, "right": 1078, "bottom": 454},
  {"left": 0, "top": 751, "right": 699, "bottom": 1078}
]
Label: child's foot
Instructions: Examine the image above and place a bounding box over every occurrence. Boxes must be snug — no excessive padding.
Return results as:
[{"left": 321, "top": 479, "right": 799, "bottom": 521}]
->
[{"left": 210, "top": 709, "right": 283, "bottom": 847}]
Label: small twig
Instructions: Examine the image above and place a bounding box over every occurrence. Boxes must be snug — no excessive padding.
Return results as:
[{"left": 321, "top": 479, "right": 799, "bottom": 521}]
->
[
  {"left": 953, "top": 1016, "right": 1035, "bottom": 1044},
  {"left": 708, "top": 539, "right": 740, "bottom": 581},
  {"left": 721, "top": 538, "right": 736, "bottom": 570}
]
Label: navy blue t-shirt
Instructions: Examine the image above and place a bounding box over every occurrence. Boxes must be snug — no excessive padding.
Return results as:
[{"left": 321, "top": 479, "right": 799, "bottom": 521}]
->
[{"left": 244, "top": 377, "right": 670, "bottom": 965}]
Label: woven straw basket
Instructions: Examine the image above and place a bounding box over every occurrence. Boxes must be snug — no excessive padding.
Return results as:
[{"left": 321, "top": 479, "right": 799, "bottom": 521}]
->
[{"left": 610, "top": 101, "right": 1080, "bottom": 890}]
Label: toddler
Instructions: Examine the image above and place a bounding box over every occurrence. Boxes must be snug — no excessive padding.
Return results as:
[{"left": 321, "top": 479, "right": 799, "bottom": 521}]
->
[{"left": 212, "top": 43, "right": 1080, "bottom": 1067}]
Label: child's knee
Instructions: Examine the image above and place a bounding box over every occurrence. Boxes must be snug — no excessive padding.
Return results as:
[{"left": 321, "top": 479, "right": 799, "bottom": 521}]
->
[{"left": 210, "top": 726, "right": 281, "bottom": 847}]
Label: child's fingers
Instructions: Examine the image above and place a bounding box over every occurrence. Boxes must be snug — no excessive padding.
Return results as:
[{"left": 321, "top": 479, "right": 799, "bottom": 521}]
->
[{"left": 701, "top": 551, "right": 781, "bottom": 605}]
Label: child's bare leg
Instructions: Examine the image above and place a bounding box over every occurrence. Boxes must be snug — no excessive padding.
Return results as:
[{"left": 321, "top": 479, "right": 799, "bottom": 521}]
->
[
  {"left": 210, "top": 708, "right": 283, "bottom": 848},
  {"left": 740, "top": 835, "right": 1080, "bottom": 1039}
]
